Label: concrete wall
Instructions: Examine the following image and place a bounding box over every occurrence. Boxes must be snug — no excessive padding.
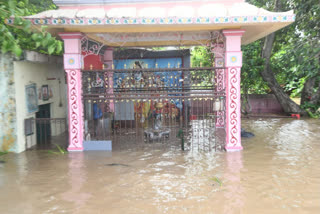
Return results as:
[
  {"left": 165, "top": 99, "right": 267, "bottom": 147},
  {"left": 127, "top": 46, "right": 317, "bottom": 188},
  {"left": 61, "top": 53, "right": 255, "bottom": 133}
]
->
[
  {"left": 0, "top": 53, "right": 18, "bottom": 152},
  {"left": 14, "top": 52, "right": 67, "bottom": 152},
  {"left": 246, "top": 94, "right": 284, "bottom": 114},
  {"left": 0, "top": 51, "right": 67, "bottom": 153}
]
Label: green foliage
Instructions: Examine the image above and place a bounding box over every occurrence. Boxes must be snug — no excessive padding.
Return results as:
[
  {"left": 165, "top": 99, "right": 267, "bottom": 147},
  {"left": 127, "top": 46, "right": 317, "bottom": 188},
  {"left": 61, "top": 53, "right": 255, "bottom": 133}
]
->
[
  {"left": 271, "top": 0, "right": 320, "bottom": 105},
  {"left": 191, "top": 46, "right": 213, "bottom": 67},
  {"left": 0, "top": 0, "right": 62, "bottom": 56},
  {"left": 244, "top": 0, "right": 320, "bottom": 116},
  {"left": 242, "top": 41, "right": 268, "bottom": 94},
  {"left": 209, "top": 177, "right": 222, "bottom": 186},
  {"left": 0, "top": 151, "right": 8, "bottom": 156},
  {"left": 190, "top": 46, "right": 215, "bottom": 87},
  {"left": 271, "top": 37, "right": 320, "bottom": 97},
  {"left": 301, "top": 102, "right": 320, "bottom": 118},
  {"left": 188, "top": 0, "right": 319, "bottom": 115},
  {"left": 191, "top": 42, "right": 270, "bottom": 94},
  {"left": 48, "top": 144, "right": 68, "bottom": 155}
]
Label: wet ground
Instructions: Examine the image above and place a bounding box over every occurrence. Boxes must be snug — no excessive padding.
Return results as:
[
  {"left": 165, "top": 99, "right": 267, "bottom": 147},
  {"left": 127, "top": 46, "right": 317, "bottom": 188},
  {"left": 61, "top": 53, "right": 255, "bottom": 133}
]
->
[{"left": 0, "top": 118, "right": 319, "bottom": 214}]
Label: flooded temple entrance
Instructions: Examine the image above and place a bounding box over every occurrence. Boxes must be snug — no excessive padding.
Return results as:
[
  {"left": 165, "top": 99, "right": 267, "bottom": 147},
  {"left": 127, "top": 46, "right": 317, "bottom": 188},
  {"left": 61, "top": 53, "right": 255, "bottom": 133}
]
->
[{"left": 82, "top": 63, "right": 226, "bottom": 151}]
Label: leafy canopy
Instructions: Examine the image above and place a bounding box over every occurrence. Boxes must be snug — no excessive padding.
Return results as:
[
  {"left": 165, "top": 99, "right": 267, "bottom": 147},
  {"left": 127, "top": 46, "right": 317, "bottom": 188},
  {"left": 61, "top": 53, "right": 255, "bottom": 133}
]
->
[
  {"left": 0, "top": 0, "right": 62, "bottom": 56},
  {"left": 246, "top": 0, "right": 320, "bottom": 97}
]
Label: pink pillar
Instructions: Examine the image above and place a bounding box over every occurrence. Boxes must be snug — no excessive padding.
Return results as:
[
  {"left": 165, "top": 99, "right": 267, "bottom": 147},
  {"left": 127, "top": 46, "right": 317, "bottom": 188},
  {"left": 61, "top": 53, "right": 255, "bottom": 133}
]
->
[
  {"left": 59, "top": 32, "right": 84, "bottom": 152},
  {"left": 214, "top": 44, "right": 225, "bottom": 128},
  {"left": 223, "top": 30, "right": 245, "bottom": 152},
  {"left": 103, "top": 48, "right": 114, "bottom": 112}
]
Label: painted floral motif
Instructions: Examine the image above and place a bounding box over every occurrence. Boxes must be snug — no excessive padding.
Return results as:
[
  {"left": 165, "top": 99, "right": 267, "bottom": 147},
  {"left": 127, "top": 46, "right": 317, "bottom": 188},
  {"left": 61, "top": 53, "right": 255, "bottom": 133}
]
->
[
  {"left": 230, "top": 56, "right": 237, "bottom": 63},
  {"left": 34, "top": 19, "right": 48, "bottom": 24},
  {"left": 159, "top": 18, "right": 174, "bottom": 24},
  {"left": 123, "top": 18, "right": 138, "bottom": 24},
  {"left": 272, "top": 16, "right": 287, "bottom": 22},
  {"left": 253, "top": 16, "right": 268, "bottom": 22},
  {"left": 142, "top": 18, "right": 156, "bottom": 24},
  {"left": 70, "top": 19, "right": 84, "bottom": 24},
  {"left": 68, "top": 58, "right": 75, "bottom": 65},
  {"left": 88, "top": 19, "right": 102, "bottom": 24},
  {"left": 196, "top": 17, "right": 210, "bottom": 23},
  {"left": 7, "top": 15, "right": 296, "bottom": 27},
  {"left": 4, "top": 19, "right": 13, "bottom": 24},
  {"left": 52, "top": 19, "right": 66, "bottom": 24},
  {"left": 106, "top": 19, "right": 120, "bottom": 24},
  {"left": 233, "top": 17, "right": 248, "bottom": 23},
  {"left": 216, "top": 59, "right": 224, "bottom": 67},
  {"left": 215, "top": 17, "right": 229, "bottom": 23},
  {"left": 177, "top": 18, "right": 192, "bottom": 24}
]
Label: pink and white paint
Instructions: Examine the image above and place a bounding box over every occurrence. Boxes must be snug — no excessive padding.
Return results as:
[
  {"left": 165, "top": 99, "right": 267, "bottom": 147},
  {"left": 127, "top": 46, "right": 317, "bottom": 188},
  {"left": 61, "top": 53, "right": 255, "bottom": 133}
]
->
[
  {"left": 223, "top": 29, "right": 245, "bottom": 151},
  {"left": 212, "top": 43, "right": 225, "bottom": 128},
  {"left": 59, "top": 32, "right": 84, "bottom": 151},
  {"left": 59, "top": 29, "right": 245, "bottom": 152}
]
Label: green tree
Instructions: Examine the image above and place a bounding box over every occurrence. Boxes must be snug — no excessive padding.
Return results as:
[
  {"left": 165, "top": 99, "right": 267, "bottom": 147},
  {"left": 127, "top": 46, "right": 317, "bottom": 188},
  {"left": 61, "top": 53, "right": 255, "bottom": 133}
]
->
[
  {"left": 191, "top": 46, "right": 213, "bottom": 67},
  {"left": 191, "top": 46, "right": 215, "bottom": 87},
  {"left": 191, "top": 0, "right": 319, "bottom": 116},
  {"left": 0, "top": 0, "right": 62, "bottom": 56},
  {"left": 245, "top": 0, "right": 320, "bottom": 116}
]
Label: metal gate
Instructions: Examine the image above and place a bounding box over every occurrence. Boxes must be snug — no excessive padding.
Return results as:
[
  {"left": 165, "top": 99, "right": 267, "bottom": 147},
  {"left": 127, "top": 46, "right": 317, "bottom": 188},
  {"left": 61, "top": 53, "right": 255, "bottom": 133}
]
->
[
  {"left": 24, "top": 118, "right": 67, "bottom": 149},
  {"left": 82, "top": 67, "right": 225, "bottom": 151}
]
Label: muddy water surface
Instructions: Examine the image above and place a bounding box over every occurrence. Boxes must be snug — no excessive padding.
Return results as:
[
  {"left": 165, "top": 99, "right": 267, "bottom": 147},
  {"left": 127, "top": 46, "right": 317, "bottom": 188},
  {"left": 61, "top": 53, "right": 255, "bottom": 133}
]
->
[{"left": 0, "top": 118, "right": 319, "bottom": 214}]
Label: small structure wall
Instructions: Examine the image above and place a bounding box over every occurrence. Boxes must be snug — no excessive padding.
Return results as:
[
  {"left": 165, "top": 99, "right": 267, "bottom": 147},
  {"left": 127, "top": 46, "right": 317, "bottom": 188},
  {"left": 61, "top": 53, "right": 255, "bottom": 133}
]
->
[
  {"left": 246, "top": 94, "right": 284, "bottom": 114},
  {"left": 0, "top": 51, "right": 67, "bottom": 153},
  {"left": 0, "top": 53, "right": 18, "bottom": 152}
]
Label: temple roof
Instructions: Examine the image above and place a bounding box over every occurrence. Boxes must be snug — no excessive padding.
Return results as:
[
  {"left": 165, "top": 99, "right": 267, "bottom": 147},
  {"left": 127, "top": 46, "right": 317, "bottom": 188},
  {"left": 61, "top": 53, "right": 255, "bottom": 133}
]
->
[
  {"left": 53, "top": 0, "right": 230, "bottom": 5},
  {"left": 7, "top": 0, "right": 295, "bottom": 47}
]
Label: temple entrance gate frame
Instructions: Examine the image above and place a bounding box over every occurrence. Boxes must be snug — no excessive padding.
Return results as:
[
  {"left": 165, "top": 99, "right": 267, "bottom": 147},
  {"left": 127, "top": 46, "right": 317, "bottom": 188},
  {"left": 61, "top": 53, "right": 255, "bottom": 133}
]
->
[
  {"left": 59, "top": 29, "right": 244, "bottom": 152},
  {"left": 17, "top": 0, "right": 295, "bottom": 152}
]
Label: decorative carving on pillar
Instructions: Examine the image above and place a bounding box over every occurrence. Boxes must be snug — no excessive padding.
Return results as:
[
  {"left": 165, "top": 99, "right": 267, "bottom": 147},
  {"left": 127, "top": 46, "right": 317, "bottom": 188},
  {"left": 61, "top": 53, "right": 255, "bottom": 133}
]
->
[
  {"left": 59, "top": 32, "right": 84, "bottom": 151},
  {"left": 63, "top": 57, "right": 83, "bottom": 151},
  {"left": 216, "top": 63, "right": 225, "bottom": 91},
  {"left": 213, "top": 34, "right": 226, "bottom": 128},
  {"left": 223, "top": 29, "right": 245, "bottom": 152},
  {"left": 216, "top": 109, "right": 225, "bottom": 128},
  {"left": 66, "top": 69, "right": 83, "bottom": 150},
  {"left": 215, "top": 67, "right": 225, "bottom": 128},
  {"left": 228, "top": 67, "right": 240, "bottom": 147}
]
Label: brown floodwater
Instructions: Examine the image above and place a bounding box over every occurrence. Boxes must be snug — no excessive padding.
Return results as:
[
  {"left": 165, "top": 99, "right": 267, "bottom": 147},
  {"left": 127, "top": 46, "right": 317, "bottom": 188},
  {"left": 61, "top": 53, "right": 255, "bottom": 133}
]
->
[{"left": 0, "top": 118, "right": 319, "bottom": 214}]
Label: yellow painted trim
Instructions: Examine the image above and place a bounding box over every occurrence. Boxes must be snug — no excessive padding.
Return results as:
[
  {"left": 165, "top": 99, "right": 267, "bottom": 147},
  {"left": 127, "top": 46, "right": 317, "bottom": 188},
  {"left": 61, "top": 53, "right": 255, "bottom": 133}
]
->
[{"left": 61, "top": 25, "right": 240, "bottom": 33}]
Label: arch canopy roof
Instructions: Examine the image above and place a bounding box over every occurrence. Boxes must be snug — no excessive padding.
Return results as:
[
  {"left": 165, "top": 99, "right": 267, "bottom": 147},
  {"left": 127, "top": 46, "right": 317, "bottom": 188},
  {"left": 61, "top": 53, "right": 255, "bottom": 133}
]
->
[{"left": 11, "top": 0, "right": 295, "bottom": 47}]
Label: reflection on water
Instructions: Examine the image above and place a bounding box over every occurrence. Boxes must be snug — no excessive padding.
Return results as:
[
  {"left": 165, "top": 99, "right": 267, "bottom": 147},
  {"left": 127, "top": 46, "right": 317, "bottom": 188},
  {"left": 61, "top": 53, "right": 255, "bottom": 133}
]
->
[
  {"left": 0, "top": 118, "right": 319, "bottom": 214},
  {"left": 61, "top": 153, "right": 91, "bottom": 213},
  {"left": 223, "top": 152, "right": 244, "bottom": 214}
]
